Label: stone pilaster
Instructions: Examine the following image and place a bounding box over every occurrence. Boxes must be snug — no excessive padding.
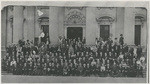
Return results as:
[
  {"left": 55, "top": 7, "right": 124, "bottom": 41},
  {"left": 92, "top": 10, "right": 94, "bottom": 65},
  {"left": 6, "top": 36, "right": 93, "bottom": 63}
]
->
[
  {"left": 49, "top": 7, "right": 59, "bottom": 45},
  {"left": 116, "top": 7, "right": 125, "bottom": 39},
  {"left": 1, "top": 7, "right": 7, "bottom": 57},
  {"left": 26, "top": 6, "right": 35, "bottom": 41},
  {"left": 124, "top": 8, "right": 135, "bottom": 45},
  {"left": 13, "top": 6, "right": 24, "bottom": 44},
  {"left": 86, "top": 7, "right": 97, "bottom": 45}
]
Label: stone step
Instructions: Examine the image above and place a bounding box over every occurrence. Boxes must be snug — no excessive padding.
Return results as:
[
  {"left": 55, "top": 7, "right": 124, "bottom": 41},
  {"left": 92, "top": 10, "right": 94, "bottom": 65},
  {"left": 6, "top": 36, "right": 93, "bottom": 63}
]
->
[
  {"left": 2, "top": 73, "right": 13, "bottom": 75},
  {"left": 2, "top": 71, "right": 13, "bottom": 75}
]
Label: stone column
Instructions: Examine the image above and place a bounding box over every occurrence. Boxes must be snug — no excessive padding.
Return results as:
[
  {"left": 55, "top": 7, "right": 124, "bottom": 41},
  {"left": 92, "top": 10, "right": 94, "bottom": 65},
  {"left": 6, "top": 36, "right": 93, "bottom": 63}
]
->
[
  {"left": 23, "top": 7, "right": 28, "bottom": 41},
  {"left": 86, "top": 7, "right": 97, "bottom": 45},
  {"left": 35, "top": 7, "right": 41, "bottom": 38},
  {"left": 140, "top": 9, "right": 147, "bottom": 52},
  {"left": 7, "top": 16, "right": 12, "bottom": 44},
  {"left": 141, "top": 19, "right": 147, "bottom": 51},
  {"left": 7, "top": 7, "right": 13, "bottom": 44},
  {"left": 49, "top": 7, "right": 59, "bottom": 45},
  {"left": 124, "top": 8, "right": 135, "bottom": 45},
  {"left": 58, "top": 7, "right": 64, "bottom": 37},
  {"left": 13, "top": 6, "right": 24, "bottom": 44},
  {"left": 1, "top": 7, "right": 7, "bottom": 57},
  {"left": 26, "top": 6, "right": 35, "bottom": 42},
  {"left": 116, "top": 7, "right": 124, "bottom": 39}
]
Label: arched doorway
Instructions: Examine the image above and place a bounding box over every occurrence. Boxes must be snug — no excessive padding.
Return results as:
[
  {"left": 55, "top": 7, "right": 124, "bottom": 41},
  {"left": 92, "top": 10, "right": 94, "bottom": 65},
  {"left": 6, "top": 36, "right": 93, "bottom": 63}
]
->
[
  {"left": 64, "top": 9, "right": 86, "bottom": 40},
  {"left": 67, "top": 27, "right": 83, "bottom": 40}
]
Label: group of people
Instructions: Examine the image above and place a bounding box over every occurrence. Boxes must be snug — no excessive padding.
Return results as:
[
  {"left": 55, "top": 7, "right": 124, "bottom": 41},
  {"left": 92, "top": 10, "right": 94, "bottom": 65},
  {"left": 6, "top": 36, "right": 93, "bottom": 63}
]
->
[{"left": 2, "top": 34, "right": 145, "bottom": 77}]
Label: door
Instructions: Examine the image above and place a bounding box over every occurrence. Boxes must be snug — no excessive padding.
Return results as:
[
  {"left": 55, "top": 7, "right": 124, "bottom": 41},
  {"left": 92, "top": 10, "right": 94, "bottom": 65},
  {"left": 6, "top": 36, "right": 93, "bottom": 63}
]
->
[
  {"left": 67, "top": 27, "right": 83, "bottom": 40},
  {"left": 134, "top": 25, "right": 141, "bottom": 46},
  {"left": 41, "top": 25, "right": 49, "bottom": 35},
  {"left": 100, "top": 25, "right": 110, "bottom": 41},
  {"left": 41, "top": 25, "right": 49, "bottom": 43}
]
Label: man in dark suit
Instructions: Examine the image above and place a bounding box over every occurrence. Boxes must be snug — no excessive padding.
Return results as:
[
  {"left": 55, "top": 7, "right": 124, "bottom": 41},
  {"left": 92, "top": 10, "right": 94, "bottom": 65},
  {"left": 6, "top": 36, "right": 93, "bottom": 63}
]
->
[
  {"left": 119, "top": 34, "right": 124, "bottom": 46},
  {"left": 123, "top": 44, "right": 128, "bottom": 54},
  {"left": 86, "top": 63, "right": 90, "bottom": 76},
  {"left": 137, "top": 45, "right": 142, "bottom": 59}
]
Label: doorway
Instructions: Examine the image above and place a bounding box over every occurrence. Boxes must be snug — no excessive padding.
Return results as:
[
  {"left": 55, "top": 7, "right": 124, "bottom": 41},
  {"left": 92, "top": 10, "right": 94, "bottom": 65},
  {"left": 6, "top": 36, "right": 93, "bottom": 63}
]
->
[
  {"left": 100, "top": 25, "right": 110, "bottom": 41},
  {"left": 41, "top": 25, "right": 49, "bottom": 43},
  {"left": 67, "top": 27, "right": 83, "bottom": 40},
  {"left": 134, "top": 25, "right": 141, "bottom": 46}
]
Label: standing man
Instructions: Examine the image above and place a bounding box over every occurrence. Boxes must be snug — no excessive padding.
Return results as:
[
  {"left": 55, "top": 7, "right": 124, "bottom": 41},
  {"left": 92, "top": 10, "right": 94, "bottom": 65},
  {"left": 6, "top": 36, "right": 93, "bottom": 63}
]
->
[
  {"left": 119, "top": 34, "right": 124, "bottom": 46},
  {"left": 39, "top": 30, "right": 45, "bottom": 43},
  {"left": 45, "top": 33, "right": 50, "bottom": 43},
  {"left": 137, "top": 45, "right": 142, "bottom": 59}
]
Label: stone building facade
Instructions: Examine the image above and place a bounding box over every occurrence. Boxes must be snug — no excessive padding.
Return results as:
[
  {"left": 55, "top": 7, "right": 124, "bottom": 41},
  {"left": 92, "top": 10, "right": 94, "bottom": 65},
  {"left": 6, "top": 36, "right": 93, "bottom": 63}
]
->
[{"left": 1, "top": 6, "right": 147, "bottom": 53}]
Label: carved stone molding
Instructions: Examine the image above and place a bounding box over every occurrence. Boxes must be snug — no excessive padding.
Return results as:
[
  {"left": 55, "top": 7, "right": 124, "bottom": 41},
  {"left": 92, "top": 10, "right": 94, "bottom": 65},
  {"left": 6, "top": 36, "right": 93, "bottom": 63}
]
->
[
  {"left": 135, "top": 16, "right": 145, "bottom": 26},
  {"left": 65, "top": 10, "right": 86, "bottom": 25},
  {"left": 96, "top": 16, "right": 115, "bottom": 24},
  {"left": 37, "top": 6, "right": 49, "bottom": 9},
  {"left": 8, "top": 6, "right": 14, "bottom": 11},
  {"left": 8, "top": 17, "right": 13, "bottom": 28},
  {"left": 97, "top": 7, "right": 115, "bottom": 10},
  {"left": 135, "top": 7, "right": 147, "bottom": 10},
  {"left": 37, "top": 17, "right": 49, "bottom": 23},
  {"left": 66, "top": 7, "right": 84, "bottom": 11},
  {"left": 8, "top": 17, "right": 13, "bottom": 22}
]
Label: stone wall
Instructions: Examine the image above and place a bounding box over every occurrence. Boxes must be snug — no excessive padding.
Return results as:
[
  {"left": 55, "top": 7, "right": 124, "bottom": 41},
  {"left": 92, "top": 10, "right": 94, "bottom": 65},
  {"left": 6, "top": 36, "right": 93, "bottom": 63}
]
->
[{"left": 1, "top": 6, "right": 148, "bottom": 51}]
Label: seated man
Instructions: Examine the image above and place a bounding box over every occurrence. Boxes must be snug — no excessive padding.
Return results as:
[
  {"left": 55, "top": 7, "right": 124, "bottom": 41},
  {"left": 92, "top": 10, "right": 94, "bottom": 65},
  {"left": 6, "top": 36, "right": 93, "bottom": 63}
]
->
[
  {"left": 86, "top": 63, "right": 90, "bottom": 76},
  {"left": 78, "top": 63, "right": 83, "bottom": 76},
  {"left": 101, "top": 64, "right": 106, "bottom": 77},
  {"left": 10, "top": 59, "right": 17, "bottom": 75},
  {"left": 136, "top": 64, "right": 144, "bottom": 77},
  {"left": 82, "top": 63, "right": 87, "bottom": 76},
  {"left": 51, "top": 62, "right": 56, "bottom": 76}
]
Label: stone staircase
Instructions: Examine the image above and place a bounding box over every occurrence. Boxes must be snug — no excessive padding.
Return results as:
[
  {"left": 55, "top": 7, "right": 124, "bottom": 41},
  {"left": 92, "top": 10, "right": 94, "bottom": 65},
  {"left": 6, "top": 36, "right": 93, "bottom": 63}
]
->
[{"left": 2, "top": 71, "right": 13, "bottom": 75}]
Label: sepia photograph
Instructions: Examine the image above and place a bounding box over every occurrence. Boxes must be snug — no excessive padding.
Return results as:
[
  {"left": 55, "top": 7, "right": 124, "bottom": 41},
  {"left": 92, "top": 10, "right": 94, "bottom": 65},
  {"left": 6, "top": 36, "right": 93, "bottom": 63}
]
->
[{"left": 1, "top": 1, "right": 149, "bottom": 83}]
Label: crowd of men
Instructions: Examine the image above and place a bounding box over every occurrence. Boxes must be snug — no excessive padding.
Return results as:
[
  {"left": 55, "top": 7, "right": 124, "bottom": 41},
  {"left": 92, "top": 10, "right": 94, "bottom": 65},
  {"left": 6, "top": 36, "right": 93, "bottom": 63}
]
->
[{"left": 2, "top": 34, "right": 145, "bottom": 77}]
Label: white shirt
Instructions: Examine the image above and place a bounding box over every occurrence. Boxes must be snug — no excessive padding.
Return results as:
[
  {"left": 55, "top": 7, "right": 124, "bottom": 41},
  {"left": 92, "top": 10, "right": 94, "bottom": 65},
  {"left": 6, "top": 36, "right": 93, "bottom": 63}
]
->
[
  {"left": 140, "top": 57, "right": 145, "bottom": 62},
  {"left": 136, "top": 60, "right": 141, "bottom": 65},
  {"left": 40, "top": 32, "right": 45, "bottom": 38},
  {"left": 101, "top": 66, "right": 105, "bottom": 71},
  {"left": 134, "top": 48, "right": 137, "bottom": 55},
  {"left": 119, "top": 54, "right": 124, "bottom": 59},
  {"left": 10, "top": 61, "right": 16, "bottom": 66}
]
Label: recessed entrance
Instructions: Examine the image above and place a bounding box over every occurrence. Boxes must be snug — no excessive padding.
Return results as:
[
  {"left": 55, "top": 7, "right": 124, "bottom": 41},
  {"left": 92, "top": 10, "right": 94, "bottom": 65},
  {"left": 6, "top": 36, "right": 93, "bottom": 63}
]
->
[
  {"left": 100, "top": 25, "right": 110, "bottom": 41},
  {"left": 41, "top": 25, "right": 49, "bottom": 43},
  {"left": 134, "top": 25, "right": 141, "bottom": 46},
  {"left": 67, "top": 27, "right": 83, "bottom": 40}
]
